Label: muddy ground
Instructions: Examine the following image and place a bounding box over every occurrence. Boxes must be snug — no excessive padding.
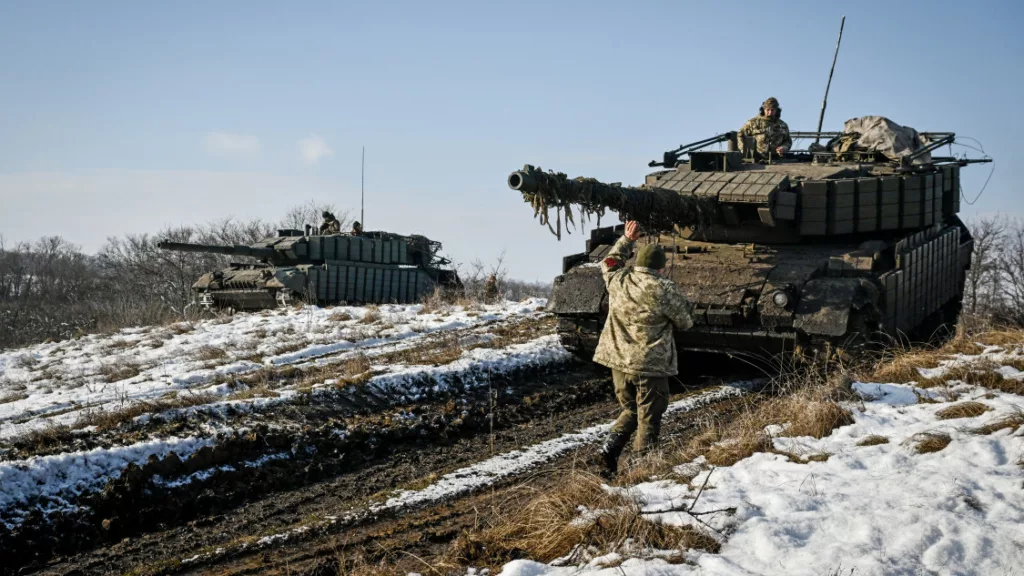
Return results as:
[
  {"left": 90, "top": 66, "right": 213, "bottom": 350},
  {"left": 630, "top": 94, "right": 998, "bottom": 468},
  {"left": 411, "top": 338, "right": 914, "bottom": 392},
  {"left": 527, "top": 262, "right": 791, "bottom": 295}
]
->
[{"left": 14, "top": 354, "right": 755, "bottom": 576}]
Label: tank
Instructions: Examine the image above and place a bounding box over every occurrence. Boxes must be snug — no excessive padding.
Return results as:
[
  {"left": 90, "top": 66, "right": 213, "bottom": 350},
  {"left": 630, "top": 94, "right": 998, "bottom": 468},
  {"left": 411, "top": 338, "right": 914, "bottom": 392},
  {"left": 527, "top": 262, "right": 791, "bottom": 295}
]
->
[
  {"left": 508, "top": 130, "right": 991, "bottom": 358},
  {"left": 158, "top": 229, "right": 459, "bottom": 310}
]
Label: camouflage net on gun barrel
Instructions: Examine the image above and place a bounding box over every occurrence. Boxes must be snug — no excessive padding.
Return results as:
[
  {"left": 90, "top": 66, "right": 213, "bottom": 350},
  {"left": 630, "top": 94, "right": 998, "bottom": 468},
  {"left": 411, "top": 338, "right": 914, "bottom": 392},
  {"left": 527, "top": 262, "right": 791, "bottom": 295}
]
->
[{"left": 507, "top": 165, "right": 717, "bottom": 239}]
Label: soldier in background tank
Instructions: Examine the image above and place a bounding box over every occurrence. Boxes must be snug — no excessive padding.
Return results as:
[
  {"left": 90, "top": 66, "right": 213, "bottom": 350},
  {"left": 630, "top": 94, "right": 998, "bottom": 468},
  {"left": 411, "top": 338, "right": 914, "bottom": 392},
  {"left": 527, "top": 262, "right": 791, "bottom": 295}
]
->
[
  {"left": 351, "top": 221, "right": 363, "bottom": 236},
  {"left": 506, "top": 121, "right": 991, "bottom": 360},
  {"left": 737, "top": 97, "right": 792, "bottom": 160},
  {"left": 320, "top": 211, "right": 342, "bottom": 235},
  {"left": 158, "top": 228, "right": 458, "bottom": 310}
]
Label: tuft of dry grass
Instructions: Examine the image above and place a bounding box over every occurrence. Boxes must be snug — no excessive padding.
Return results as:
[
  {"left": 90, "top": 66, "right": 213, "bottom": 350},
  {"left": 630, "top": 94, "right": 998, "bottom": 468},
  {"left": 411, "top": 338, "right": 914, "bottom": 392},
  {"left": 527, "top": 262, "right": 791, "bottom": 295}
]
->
[
  {"left": 168, "top": 322, "right": 194, "bottom": 335},
  {"left": 329, "top": 310, "right": 353, "bottom": 322},
  {"left": 970, "top": 413, "right": 1024, "bottom": 435},
  {"left": 98, "top": 361, "right": 142, "bottom": 383},
  {"left": 869, "top": 350, "right": 940, "bottom": 384},
  {"left": 358, "top": 306, "right": 381, "bottom": 325},
  {"left": 227, "top": 385, "right": 280, "bottom": 400},
  {"left": 974, "top": 330, "right": 1024, "bottom": 347},
  {"left": 443, "top": 472, "right": 718, "bottom": 568},
  {"left": 856, "top": 435, "right": 890, "bottom": 446},
  {"left": 935, "top": 401, "right": 990, "bottom": 420},
  {"left": 0, "top": 391, "right": 29, "bottom": 405},
  {"left": 904, "top": 432, "right": 952, "bottom": 454},
  {"left": 196, "top": 345, "right": 228, "bottom": 362}
]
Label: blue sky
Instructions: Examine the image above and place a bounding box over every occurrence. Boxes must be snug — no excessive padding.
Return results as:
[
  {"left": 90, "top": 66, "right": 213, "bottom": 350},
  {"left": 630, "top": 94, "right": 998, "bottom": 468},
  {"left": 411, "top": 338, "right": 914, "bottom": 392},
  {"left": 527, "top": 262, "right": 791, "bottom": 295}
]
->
[{"left": 0, "top": 0, "right": 1019, "bottom": 281}]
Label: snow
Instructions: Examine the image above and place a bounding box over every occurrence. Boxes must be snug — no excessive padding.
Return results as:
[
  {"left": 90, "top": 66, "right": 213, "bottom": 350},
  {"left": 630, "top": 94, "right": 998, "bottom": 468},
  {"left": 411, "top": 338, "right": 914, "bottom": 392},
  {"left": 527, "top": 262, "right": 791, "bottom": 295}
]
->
[
  {"left": 498, "top": 349, "right": 1024, "bottom": 576},
  {"left": 0, "top": 298, "right": 563, "bottom": 529},
  {"left": 0, "top": 298, "right": 548, "bottom": 440}
]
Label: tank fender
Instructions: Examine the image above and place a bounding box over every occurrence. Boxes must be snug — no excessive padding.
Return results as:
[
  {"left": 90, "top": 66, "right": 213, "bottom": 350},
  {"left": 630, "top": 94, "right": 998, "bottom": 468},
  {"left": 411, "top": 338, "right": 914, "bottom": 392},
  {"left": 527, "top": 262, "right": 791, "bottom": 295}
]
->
[
  {"left": 548, "top": 265, "right": 606, "bottom": 314},
  {"left": 793, "top": 278, "right": 861, "bottom": 337}
]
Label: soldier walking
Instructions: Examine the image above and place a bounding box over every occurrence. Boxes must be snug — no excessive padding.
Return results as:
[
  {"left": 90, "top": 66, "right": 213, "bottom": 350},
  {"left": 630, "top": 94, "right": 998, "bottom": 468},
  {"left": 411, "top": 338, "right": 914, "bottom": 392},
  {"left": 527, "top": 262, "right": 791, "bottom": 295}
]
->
[{"left": 593, "top": 221, "right": 694, "bottom": 476}]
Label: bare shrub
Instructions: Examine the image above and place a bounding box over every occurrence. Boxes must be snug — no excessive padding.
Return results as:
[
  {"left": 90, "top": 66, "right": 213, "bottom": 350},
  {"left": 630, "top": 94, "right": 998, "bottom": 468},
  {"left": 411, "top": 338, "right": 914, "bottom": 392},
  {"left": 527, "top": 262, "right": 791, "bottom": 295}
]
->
[
  {"left": 77, "top": 392, "right": 219, "bottom": 430},
  {"left": 936, "top": 402, "right": 989, "bottom": 420},
  {"left": 0, "top": 391, "right": 28, "bottom": 404}
]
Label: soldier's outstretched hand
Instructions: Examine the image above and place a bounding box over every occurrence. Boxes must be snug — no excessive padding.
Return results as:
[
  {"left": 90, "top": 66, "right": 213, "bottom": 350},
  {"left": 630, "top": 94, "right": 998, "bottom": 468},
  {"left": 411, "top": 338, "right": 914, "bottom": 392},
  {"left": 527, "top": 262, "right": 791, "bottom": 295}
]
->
[{"left": 624, "top": 221, "right": 641, "bottom": 241}]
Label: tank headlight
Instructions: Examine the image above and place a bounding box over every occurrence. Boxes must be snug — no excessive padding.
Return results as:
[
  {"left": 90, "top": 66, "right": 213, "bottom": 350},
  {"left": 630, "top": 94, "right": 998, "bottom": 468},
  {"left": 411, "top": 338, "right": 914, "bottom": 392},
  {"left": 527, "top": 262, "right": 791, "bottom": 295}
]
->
[{"left": 772, "top": 290, "right": 790, "bottom": 308}]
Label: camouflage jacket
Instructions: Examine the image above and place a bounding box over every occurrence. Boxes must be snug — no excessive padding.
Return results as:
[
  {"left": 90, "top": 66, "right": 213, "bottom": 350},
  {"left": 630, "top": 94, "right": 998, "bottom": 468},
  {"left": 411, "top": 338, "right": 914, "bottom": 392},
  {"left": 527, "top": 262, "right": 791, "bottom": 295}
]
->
[
  {"left": 738, "top": 115, "right": 792, "bottom": 156},
  {"left": 592, "top": 236, "right": 694, "bottom": 377},
  {"left": 320, "top": 219, "right": 341, "bottom": 234}
]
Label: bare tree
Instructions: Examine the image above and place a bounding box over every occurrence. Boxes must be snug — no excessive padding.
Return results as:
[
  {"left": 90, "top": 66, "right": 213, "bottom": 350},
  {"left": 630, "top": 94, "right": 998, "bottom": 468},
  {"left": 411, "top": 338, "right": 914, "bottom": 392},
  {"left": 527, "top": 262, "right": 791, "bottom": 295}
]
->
[
  {"left": 964, "top": 216, "right": 1006, "bottom": 315},
  {"left": 278, "top": 200, "right": 350, "bottom": 233},
  {"left": 997, "top": 218, "right": 1024, "bottom": 324}
]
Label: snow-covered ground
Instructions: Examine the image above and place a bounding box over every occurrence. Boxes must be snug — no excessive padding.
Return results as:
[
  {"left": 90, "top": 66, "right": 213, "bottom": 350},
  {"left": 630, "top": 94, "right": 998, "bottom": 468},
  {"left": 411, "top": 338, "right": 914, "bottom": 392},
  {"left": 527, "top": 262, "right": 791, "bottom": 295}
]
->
[
  {"left": 499, "top": 344, "right": 1024, "bottom": 576},
  {"left": 0, "top": 299, "right": 566, "bottom": 529},
  {"left": 0, "top": 299, "right": 549, "bottom": 440}
]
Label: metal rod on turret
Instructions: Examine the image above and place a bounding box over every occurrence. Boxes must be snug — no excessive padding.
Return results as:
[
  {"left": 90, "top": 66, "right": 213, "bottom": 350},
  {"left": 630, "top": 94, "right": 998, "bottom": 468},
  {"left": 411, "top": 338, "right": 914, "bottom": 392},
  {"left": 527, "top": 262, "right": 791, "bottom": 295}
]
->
[{"left": 815, "top": 16, "right": 845, "bottom": 145}]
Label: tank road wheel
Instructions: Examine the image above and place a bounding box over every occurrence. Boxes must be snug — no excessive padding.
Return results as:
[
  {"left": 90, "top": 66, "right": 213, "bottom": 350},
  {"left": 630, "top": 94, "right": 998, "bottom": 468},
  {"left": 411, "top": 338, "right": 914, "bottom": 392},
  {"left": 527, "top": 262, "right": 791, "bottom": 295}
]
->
[{"left": 275, "top": 290, "right": 293, "bottom": 308}]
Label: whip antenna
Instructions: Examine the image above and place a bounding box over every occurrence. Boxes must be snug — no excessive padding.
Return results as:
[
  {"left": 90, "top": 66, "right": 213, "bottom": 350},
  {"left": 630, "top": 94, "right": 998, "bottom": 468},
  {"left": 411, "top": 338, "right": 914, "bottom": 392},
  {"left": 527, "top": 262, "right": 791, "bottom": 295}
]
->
[
  {"left": 816, "top": 16, "right": 845, "bottom": 144},
  {"left": 360, "top": 146, "right": 365, "bottom": 228}
]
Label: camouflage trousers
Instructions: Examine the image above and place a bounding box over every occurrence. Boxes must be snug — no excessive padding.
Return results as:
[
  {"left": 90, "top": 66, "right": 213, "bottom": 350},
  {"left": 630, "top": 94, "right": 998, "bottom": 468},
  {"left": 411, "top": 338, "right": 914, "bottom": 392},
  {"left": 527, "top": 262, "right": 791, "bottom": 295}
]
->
[{"left": 609, "top": 369, "right": 670, "bottom": 452}]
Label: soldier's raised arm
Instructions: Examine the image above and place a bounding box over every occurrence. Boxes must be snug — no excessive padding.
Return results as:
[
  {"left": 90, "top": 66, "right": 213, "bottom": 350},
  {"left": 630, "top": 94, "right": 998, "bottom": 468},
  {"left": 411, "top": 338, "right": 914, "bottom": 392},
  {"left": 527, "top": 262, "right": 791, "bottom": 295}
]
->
[{"left": 600, "top": 221, "right": 641, "bottom": 284}]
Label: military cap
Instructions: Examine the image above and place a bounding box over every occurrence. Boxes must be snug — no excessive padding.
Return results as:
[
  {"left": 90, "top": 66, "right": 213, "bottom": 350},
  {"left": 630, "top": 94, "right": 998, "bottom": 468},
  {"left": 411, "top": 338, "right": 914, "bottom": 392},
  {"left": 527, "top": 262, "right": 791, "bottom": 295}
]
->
[
  {"left": 763, "top": 97, "right": 780, "bottom": 109},
  {"left": 636, "top": 244, "right": 667, "bottom": 270}
]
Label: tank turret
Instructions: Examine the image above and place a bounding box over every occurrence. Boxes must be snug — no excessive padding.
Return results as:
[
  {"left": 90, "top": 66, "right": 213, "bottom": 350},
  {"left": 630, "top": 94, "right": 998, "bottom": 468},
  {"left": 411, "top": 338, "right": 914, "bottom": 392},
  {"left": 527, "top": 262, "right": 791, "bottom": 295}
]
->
[
  {"left": 157, "top": 230, "right": 459, "bottom": 310},
  {"left": 512, "top": 127, "right": 991, "bottom": 360}
]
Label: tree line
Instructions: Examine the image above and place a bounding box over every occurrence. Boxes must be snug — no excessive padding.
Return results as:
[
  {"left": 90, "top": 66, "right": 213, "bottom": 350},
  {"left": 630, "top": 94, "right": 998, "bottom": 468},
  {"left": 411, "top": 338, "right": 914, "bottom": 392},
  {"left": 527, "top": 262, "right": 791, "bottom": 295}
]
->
[
  {"left": 962, "top": 216, "right": 1024, "bottom": 326},
  {"left": 0, "top": 203, "right": 552, "bottom": 350}
]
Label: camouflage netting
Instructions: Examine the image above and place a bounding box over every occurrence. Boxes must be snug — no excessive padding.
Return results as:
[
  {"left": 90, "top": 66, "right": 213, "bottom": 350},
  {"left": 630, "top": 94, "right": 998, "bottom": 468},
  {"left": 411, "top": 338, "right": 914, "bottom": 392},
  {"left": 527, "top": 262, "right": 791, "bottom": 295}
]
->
[{"left": 507, "top": 165, "right": 718, "bottom": 239}]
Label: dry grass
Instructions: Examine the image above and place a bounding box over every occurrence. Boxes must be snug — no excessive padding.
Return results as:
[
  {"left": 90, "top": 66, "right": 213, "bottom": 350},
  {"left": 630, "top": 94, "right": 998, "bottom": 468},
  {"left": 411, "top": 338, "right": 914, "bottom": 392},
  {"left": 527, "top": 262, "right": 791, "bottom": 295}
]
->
[
  {"left": 76, "top": 392, "right": 219, "bottom": 430},
  {"left": 856, "top": 435, "right": 890, "bottom": 446},
  {"left": 98, "top": 361, "right": 142, "bottom": 383},
  {"left": 974, "top": 330, "right": 1024, "bottom": 347},
  {"left": 904, "top": 432, "right": 952, "bottom": 454},
  {"left": 970, "top": 413, "right": 1024, "bottom": 435},
  {"left": 935, "top": 401, "right": 990, "bottom": 420},
  {"left": 869, "top": 350, "right": 941, "bottom": 384},
  {"left": 227, "top": 385, "right": 281, "bottom": 400},
  {"left": 329, "top": 310, "right": 353, "bottom": 322},
  {"left": 358, "top": 306, "right": 381, "bottom": 325},
  {"left": 0, "top": 391, "right": 29, "bottom": 405},
  {"left": 443, "top": 472, "right": 718, "bottom": 568},
  {"left": 195, "top": 345, "right": 228, "bottom": 362},
  {"left": 168, "top": 322, "right": 194, "bottom": 335}
]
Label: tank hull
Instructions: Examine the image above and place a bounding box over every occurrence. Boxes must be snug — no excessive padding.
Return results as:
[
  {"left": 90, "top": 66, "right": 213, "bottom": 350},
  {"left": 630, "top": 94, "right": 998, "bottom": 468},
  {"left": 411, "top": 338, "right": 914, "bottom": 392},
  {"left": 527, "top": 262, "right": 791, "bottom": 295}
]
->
[{"left": 551, "top": 219, "right": 971, "bottom": 359}]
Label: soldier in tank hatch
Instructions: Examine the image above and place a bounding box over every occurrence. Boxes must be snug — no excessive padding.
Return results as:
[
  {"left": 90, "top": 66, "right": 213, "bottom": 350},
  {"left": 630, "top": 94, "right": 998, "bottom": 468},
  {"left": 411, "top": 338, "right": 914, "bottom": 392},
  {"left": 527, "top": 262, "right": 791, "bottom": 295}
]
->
[
  {"left": 593, "top": 221, "right": 694, "bottom": 477},
  {"left": 737, "top": 97, "right": 792, "bottom": 160},
  {"left": 320, "top": 211, "right": 341, "bottom": 235},
  {"left": 350, "top": 221, "right": 363, "bottom": 236}
]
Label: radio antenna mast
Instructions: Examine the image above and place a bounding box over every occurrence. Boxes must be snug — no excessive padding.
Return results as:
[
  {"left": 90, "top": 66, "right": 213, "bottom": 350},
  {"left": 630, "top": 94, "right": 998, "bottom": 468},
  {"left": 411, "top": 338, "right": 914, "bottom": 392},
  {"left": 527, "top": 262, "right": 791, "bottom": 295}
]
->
[
  {"left": 816, "top": 16, "right": 845, "bottom": 145},
  {"left": 360, "top": 146, "right": 365, "bottom": 228}
]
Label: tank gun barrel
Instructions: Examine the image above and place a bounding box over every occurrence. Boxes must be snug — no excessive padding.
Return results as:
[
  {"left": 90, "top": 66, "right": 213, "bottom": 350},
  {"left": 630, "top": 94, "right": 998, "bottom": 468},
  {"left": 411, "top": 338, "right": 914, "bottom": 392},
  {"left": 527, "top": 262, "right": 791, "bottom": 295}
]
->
[
  {"left": 507, "top": 164, "right": 717, "bottom": 238},
  {"left": 157, "top": 241, "right": 276, "bottom": 260}
]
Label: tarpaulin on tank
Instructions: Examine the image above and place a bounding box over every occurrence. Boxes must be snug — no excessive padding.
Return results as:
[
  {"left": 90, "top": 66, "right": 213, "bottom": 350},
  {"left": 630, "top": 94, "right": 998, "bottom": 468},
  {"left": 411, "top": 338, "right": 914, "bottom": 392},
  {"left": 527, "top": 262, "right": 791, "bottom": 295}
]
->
[{"left": 831, "top": 116, "right": 931, "bottom": 163}]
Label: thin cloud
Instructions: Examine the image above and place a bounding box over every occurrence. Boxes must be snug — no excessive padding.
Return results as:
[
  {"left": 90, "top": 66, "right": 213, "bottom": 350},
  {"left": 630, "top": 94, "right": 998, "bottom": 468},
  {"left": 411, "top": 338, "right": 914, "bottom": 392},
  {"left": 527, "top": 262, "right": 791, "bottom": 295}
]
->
[
  {"left": 203, "top": 132, "right": 261, "bottom": 156},
  {"left": 297, "top": 134, "right": 334, "bottom": 165}
]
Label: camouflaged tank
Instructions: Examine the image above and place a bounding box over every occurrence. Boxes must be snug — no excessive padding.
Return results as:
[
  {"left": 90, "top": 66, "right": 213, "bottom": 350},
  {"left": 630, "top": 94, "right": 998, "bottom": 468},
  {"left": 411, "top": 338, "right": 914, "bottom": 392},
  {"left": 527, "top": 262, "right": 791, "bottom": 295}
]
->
[
  {"left": 158, "top": 229, "right": 459, "bottom": 310},
  {"left": 508, "top": 130, "right": 990, "bottom": 358}
]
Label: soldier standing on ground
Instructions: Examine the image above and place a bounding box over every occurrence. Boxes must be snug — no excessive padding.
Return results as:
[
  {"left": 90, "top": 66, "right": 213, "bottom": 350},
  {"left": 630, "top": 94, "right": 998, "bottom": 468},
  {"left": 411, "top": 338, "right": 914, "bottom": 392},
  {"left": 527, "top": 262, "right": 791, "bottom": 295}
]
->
[
  {"left": 320, "top": 211, "right": 341, "bottom": 235},
  {"left": 483, "top": 274, "right": 499, "bottom": 302},
  {"left": 593, "top": 221, "right": 694, "bottom": 476},
  {"left": 737, "top": 97, "right": 792, "bottom": 160}
]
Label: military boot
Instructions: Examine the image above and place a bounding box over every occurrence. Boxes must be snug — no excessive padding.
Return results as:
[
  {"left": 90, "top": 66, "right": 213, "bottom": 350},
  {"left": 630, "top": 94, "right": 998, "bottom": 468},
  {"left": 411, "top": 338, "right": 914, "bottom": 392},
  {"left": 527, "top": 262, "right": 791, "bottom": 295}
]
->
[{"left": 598, "top": 433, "right": 629, "bottom": 479}]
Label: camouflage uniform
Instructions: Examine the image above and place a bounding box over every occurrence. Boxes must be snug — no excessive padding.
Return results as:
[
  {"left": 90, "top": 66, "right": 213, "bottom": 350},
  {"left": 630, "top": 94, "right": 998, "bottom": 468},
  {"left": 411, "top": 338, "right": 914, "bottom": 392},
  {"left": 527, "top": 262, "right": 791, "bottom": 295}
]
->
[
  {"left": 738, "top": 98, "right": 792, "bottom": 158},
  {"left": 593, "top": 236, "right": 694, "bottom": 469},
  {"left": 320, "top": 214, "right": 341, "bottom": 235},
  {"left": 482, "top": 274, "right": 499, "bottom": 302}
]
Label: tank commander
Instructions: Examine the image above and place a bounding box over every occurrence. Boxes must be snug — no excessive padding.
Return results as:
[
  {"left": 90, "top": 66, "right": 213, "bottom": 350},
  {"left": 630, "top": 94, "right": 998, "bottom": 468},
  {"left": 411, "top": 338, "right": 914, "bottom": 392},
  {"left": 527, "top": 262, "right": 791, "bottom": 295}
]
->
[
  {"left": 319, "top": 211, "right": 341, "bottom": 235},
  {"left": 737, "top": 97, "right": 792, "bottom": 160},
  {"left": 483, "top": 274, "right": 499, "bottom": 302},
  {"left": 593, "top": 221, "right": 694, "bottom": 477},
  {"left": 350, "top": 221, "right": 363, "bottom": 236}
]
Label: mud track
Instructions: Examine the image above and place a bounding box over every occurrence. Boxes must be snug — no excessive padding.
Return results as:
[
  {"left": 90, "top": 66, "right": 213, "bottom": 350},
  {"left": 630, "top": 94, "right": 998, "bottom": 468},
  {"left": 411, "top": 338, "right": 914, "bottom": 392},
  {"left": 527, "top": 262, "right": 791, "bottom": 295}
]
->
[{"left": 20, "top": 358, "right": 754, "bottom": 576}]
